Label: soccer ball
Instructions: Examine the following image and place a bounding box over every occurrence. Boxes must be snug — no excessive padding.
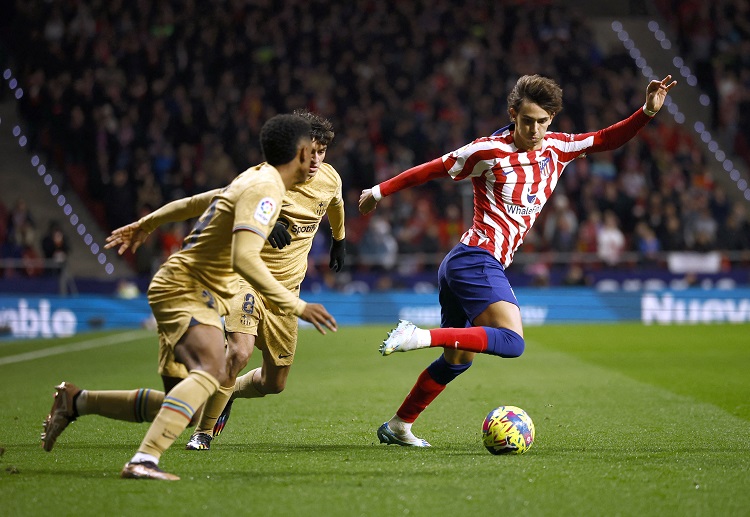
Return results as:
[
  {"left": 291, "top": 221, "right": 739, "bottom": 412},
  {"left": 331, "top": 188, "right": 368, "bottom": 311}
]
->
[{"left": 482, "top": 405, "right": 535, "bottom": 455}]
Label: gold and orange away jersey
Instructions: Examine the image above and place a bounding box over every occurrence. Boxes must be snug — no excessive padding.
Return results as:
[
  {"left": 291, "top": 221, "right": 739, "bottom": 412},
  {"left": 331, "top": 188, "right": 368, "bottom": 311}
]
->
[
  {"left": 141, "top": 163, "right": 301, "bottom": 314},
  {"left": 260, "top": 161, "right": 345, "bottom": 290}
]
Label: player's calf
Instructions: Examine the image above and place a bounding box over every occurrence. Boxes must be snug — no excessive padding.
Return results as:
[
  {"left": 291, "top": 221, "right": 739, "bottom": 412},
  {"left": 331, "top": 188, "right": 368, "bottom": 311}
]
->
[{"left": 383, "top": 324, "right": 525, "bottom": 358}]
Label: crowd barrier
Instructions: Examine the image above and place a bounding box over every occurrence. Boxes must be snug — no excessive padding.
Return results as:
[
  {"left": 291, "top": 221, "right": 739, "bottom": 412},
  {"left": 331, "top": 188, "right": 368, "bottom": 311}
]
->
[{"left": 1, "top": 287, "right": 749, "bottom": 340}]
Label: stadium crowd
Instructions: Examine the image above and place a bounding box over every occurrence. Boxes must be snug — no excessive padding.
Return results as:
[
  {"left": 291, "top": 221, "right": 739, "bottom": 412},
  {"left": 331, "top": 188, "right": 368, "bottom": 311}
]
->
[
  {"left": 655, "top": 0, "right": 750, "bottom": 164},
  {"left": 2, "top": 0, "right": 749, "bottom": 285}
]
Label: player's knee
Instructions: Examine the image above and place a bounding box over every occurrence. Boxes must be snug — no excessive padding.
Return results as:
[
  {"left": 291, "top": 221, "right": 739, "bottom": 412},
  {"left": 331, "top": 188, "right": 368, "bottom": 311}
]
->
[
  {"left": 226, "top": 333, "right": 254, "bottom": 370},
  {"left": 485, "top": 327, "right": 525, "bottom": 358},
  {"left": 261, "top": 379, "right": 286, "bottom": 395},
  {"left": 226, "top": 348, "right": 252, "bottom": 378},
  {"left": 501, "top": 328, "right": 525, "bottom": 358}
]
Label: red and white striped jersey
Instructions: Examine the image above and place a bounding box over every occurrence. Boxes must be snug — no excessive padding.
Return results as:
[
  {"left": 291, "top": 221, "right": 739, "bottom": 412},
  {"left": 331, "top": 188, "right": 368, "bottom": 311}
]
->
[{"left": 378, "top": 107, "right": 653, "bottom": 268}]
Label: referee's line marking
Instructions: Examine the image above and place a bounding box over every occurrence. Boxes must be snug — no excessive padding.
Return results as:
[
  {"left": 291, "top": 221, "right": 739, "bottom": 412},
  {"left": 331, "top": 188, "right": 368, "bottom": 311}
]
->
[{"left": 0, "top": 330, "right": 151, "bottom": 367}]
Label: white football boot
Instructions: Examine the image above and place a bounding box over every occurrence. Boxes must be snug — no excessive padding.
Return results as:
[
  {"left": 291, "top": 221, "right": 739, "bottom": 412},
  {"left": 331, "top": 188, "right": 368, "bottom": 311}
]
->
[
  {"left": 377, "top": 420, "right": 431, "bottom": 447},
  {"left": 379, "top": 320, "right": 430, "bottom": 356}
]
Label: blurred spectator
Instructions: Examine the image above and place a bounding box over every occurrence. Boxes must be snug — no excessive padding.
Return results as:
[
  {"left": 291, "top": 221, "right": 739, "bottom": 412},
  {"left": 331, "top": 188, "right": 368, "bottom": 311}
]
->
[
  {"left": 576, "top": 210, "right": 601, "bottom": 253},
  {"left": 598, "top": 182, "right": 634, "bottom": 234},
  {"left": 0, "top": 200, "right": 8, "bottom": 251},
  {"left": 597, "top": 210, "right": 625, "bottom": 266},
  {"left": 562, "top": 264, "right": 591, "bottom": 286},
  {"left": 659, "top": 213, "right": 687, "bottom": 251},
  {"left": 7, "top": 198, "right": 35, "bottom": 248},
  {"left": 690, "top": 207, "right": 718, "bottom": 252},
  {"left": 396, "top": 198, "right": 435, "bottom": 254},
  {"left": 3, "top": 198, "right": 42, "bottom": 277},
  {"left": 716, "top": 203, "right": 750, "bottom": 250},
  {"left": 634, "top": 221, "right": 661, "bottom": 264},
  {"left": 709, "top": 185, "right": 731, "bottom": 224},
  {"left": 5, "top": 0, "right": 746, "bottom": 287},
  {"left": 590, "top": 152, "right": 617, "bottom": 181},
  {"left": 106, "top": 169, "right": 136, "bottom": 230},
  {"left": 438, "top": 203, "right": 464, "bottom": 252},
  {"left": 41, "top": 220, "right": 69, "bottom": 275},
  {"left": 158, "top": 222, "right": 190, "bottom": 262},
  {"left": 543, "top": 195, "right": 578, "bottom": 252},
  {"left": 201, "top": 137, "right": 236, "bottom": 192},
  {"left": 359, "top": 215, "right": 398, "bottom": 271}
]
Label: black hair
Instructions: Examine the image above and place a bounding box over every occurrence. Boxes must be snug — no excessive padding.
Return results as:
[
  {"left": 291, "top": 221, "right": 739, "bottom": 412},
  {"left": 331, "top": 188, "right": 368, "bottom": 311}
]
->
[
  {"left": 292, "top": 109, "right": 335, "bottom": 146},
  {"left": 260, "top": 114, "right": 312, "bottom": 166}
]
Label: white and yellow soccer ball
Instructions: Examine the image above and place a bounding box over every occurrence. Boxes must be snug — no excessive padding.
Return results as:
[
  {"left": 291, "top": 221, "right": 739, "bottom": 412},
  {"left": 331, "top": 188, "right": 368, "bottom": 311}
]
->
[{"left": 482, "top": 405, "right": 535, "bottom": 455}]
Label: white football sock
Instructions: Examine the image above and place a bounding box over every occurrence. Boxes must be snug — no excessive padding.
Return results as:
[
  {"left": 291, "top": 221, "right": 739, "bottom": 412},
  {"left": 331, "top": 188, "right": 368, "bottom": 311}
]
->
[
  {"left": 415, "top": 328, "right": 431, "bottom": 347},
  {"left": 130, "top": 452, "right": 159, "bottom": 465},
  {"left": 389, "top": 415, "right": 412, "bottom": 433}
]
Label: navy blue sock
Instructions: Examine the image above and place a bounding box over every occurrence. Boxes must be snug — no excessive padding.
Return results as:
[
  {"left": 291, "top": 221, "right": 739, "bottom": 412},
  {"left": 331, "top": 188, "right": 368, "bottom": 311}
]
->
[
  {"left": 484, "top": 328, "right": 525, "bottom": 358},
  {"left": 426, "top": 355, "right": 472, "bottom": 385}
]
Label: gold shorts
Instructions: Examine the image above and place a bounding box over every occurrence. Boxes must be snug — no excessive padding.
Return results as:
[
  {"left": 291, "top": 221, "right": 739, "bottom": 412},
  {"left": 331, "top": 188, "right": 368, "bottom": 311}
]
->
[
  {"left": 224, "top": 283, "right": 299, "bottom": 367},
  {"left": 148, "top": 264, "right": 226, "bottom": 378}
]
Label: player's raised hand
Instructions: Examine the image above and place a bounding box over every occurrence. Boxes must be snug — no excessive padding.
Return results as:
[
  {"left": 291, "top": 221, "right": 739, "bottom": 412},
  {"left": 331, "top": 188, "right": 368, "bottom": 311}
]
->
[
  {"left": 645, "top": 75, "right": 677, "bottom": 114},
  {"left": 359, "top": 189, "right": 378, "bottom": 215},
  {"left": 299, "top": 303, "right": 337, "bottom": 335},
  {"left": 104, "top": 221, "right": 150, "bottom": 255}
]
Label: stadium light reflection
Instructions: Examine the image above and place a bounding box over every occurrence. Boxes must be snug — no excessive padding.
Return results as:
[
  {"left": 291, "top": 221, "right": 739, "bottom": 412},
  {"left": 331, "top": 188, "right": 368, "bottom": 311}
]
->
[
  {"left": 612, "top": 20, "right": 750, "bottom": 200},
  {"left": 2, "top": 67, "right": 115, "bottom": 274}
]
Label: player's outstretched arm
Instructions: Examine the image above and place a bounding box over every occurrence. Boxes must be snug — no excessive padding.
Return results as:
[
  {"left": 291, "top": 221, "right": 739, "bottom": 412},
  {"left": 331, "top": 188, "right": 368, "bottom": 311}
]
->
[
  {"left": 585, "top": 75, "right": 678, "bottom": 154},
  {"left": 104, "top": 189, "right": 221, "bottom": 255},
  {"left": 105, "top": 221, "right": 150, "bottom": 255},
  {"left": 644, "top": 75, "right": 677, "bottom": 115},
  {"left": 299, "top": 303, "right": 338, "bottom": 335},
  {"left": 360, "top": 158, "right": 447, "bottom": 215}
]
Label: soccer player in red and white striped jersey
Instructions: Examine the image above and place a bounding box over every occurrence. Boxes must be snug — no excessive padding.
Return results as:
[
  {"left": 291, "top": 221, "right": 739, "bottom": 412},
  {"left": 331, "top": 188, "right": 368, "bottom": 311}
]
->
[{"left": 359, "top": 74, "right": 676, "bottom": 447}]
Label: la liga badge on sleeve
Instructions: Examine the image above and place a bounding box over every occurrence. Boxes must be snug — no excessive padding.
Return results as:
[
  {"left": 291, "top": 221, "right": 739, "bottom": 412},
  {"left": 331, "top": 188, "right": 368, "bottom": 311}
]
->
[{"left": 254, "top": 197, "right": 277, "bottom": 225}]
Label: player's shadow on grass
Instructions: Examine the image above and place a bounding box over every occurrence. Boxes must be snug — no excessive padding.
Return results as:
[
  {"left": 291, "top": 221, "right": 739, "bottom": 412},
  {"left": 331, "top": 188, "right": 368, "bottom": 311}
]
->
[
  {"left": 21, "top": 467, "right": 132, "bottom": 479},
  {"left": 212, "top": 443, "right": 415, "bottom": 453},
  {"left": 25, "top": 442, "right": 140, "bottom": 452},
  {"left": 11, "top": 441, "right": 138, "bottom": 452},
  {"left": 213, "top": 442, "right": 491, "bottom": 456}
]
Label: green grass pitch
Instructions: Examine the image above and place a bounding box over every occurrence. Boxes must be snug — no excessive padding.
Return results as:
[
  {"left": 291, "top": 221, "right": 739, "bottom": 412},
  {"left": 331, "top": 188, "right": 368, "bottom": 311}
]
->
[{"left": 1, "top": 323, "right": 749, "bottom": 516}]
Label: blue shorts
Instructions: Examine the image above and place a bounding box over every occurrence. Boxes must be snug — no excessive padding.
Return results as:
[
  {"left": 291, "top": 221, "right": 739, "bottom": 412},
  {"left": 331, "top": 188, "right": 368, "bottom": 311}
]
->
[{"left": 437, "top": 243, "right": 518, "bottom": 328}]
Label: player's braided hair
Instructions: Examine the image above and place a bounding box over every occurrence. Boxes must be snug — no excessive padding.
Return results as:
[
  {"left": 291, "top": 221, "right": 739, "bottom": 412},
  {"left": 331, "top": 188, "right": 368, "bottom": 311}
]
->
[
  {"left": 293, "top": 108, "right": 335, "bottom": 146},
  {"left": 507, "top": 75, "right": 563, "bottom": 119},
  {"left": 260, "top": 114, "right": 312, "bottom": 166}
]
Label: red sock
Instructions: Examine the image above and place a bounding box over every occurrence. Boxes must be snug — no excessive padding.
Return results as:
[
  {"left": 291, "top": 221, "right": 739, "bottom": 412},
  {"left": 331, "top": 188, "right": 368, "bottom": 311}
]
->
[
  {"left": 429, "top": 327, "right": 488, "bottom": 353},
  {"left": 396, "top": 369, "right": 447, "bottom": 423}
]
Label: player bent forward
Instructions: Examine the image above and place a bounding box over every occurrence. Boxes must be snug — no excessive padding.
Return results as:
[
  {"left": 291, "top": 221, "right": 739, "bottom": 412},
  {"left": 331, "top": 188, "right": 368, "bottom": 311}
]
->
[
  {"left": 42, "top": 114, "right": 337, "bottom": 480},
  {"left": 359, "top": 74, "right": 676, "bottom": 447},
  {"left": 184, "top": 110, "right": 346, "bottom": 450},
  {"left": 41, "top": 111, "right": 346, "bottom": 457}
]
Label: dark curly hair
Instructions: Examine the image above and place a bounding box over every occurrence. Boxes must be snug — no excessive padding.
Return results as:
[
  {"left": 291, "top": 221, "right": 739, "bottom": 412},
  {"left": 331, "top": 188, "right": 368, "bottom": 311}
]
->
[
  {"left": 260, "top": 114, "right": 312, "bottom": 166},
  {"left": 293, "top": 109, "right": 335, "bottom": 146}
]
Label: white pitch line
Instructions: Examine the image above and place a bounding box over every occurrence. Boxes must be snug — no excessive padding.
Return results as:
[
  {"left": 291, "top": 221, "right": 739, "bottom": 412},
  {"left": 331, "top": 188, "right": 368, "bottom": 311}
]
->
[{"left": 0, "top": 330, "right": 151, "bottom": 366}]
